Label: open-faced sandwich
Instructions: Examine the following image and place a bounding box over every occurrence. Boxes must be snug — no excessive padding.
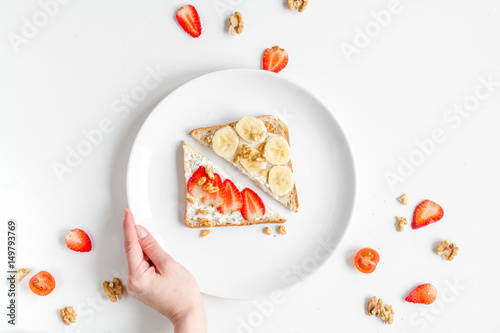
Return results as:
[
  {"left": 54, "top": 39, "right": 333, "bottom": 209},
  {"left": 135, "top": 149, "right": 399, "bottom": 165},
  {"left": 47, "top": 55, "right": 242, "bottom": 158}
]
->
[{"left": 183, "top": 142, "right": 286, "bottom": 227}]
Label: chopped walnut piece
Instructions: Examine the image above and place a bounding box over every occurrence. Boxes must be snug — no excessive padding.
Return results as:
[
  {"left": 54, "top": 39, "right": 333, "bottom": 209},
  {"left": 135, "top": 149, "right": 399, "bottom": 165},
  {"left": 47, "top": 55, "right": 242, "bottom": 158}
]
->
[
  {"left": 265, "top": 123, "right": 275, "bottom": 133},
  {"left": 397, "top": 193, "right": 409, "bottom": 205},
  {"left": 187, "top": 197, "right": 195, "bottom": 204},
  {"left": 395, "top": 216, "right": 408, "bottom": 232},
  {"left": 264, "top": 227, "right": 271, "bottom": 235},
  {"left": 14, "top": 268, "right": 30, "bottom": 285},
  {"left": 228, "top": 11, "right": 244, "bottom": 35},
  {"left": 103, "top": 278, "right": 124, "bottom": 302},
  {"left": 288, "top": 0, "right": 308, "bottom": 12},
  {"left": 233, "top": 154, "right": 241, "bottom": 164},
  {"left": 278, "top": 225, "right": 286, "bottom": 235},
  {"left": 60, "top": 306, "right": 76, "bottom": 325},
  {"left": 437, "top": 240, "right": 459, "bottom": 261},
  {"left": 201, "top": 229, "right": 211, "bottom": 238},
  {"left": 202, "top": 210, "right": 210, "bottom": 215},
  {"left": 197, "top": 177, "right": 207, "bottom": 186},
  {"left": 207, "top": 186, "right": 219, "bottom": 193},
  {"left": 257, "top": 142, "right": 266, "bottom": 151},
  {"left": 367, "top": 296, "right": 394, "bottom": 324},
  {"left": 252, "top": 132, "right": 265, "bottom": 142},
  {"left": 200, "top": 218, "right": 212, "bottom": 227},
  {"left": 205, "top": 165, "right": 214, "bottom": 180},
  {"left": 196, "top": 209, "right": 203, "bottom": 215}
]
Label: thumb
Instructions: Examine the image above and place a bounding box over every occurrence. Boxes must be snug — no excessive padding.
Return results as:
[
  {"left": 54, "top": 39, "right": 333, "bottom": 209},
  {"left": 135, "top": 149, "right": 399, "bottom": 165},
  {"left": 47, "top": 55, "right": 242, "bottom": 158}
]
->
[{"left": 135, "top": 225, "right": 173, "bottom": 272}]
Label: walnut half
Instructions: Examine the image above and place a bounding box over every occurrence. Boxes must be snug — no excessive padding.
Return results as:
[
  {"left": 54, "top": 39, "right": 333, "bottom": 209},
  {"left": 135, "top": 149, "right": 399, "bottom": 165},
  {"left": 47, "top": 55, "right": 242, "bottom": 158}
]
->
[
  {"left": 288, "top": 0, "right": 308, "bottom": 12},
  {"left": 60, "top": 306, "right": 76, "bottom": 325},
  {"left": 103, "top": 278, "right": 124, "bottom": 302},
  {"left": 437, "top": 240, "right": 459, "bottom": 261},
  {"left": 228, "top": 12, "right": 244, "bottom": 35},
  {"left": 367, "top": 296, "right": 394, "bottom": 325}
]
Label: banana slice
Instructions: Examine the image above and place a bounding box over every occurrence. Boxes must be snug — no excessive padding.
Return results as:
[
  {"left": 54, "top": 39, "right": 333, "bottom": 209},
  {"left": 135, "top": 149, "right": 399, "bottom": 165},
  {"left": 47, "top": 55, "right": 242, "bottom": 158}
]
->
[
  {"left": 212, "top": 126, "right": 239, "bottom": 158},
  {"left": 268, "top": 166, "right": 294, "bottom": 196},
  {"left": 264, "top": 136, "right": 291, "bottom": 165},
  {"left": 235, "top": 116, "right": 267, "bottom": 144},
  {"left": 239, "top": 148, "right": 267, "bottom": 176}
]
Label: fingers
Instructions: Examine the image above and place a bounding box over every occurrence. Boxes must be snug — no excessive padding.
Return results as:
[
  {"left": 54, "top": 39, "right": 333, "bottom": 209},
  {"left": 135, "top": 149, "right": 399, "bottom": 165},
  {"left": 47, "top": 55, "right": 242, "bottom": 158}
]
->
[
  {"left": 123, "top": 209, "right": 145, "bottom": 271},
  {"left": 135, "top": 225, "right": 173, "bottom": 272}
]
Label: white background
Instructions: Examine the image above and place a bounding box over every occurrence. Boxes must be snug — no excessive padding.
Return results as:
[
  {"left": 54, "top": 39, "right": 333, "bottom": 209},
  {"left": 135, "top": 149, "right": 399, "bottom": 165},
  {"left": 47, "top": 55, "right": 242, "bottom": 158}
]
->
[{"left": 1, "top": 0, "right": 499, "bottom": 332}]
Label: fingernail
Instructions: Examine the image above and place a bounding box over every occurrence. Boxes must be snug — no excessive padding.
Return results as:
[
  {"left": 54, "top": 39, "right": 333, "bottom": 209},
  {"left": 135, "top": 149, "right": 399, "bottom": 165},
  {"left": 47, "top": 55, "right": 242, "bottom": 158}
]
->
[{"left": 135, "top": 225, "right": 148, "bottom": 239}]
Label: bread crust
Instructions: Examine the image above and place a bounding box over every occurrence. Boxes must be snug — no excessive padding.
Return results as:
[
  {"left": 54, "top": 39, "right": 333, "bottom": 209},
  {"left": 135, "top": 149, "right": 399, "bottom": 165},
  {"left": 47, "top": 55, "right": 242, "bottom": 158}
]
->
[
  {"left": 189, "top": 115, "right": 299, "bottom": 212},
  {"left": 183, "top": 142, "right": 286, "bottom": 228}
]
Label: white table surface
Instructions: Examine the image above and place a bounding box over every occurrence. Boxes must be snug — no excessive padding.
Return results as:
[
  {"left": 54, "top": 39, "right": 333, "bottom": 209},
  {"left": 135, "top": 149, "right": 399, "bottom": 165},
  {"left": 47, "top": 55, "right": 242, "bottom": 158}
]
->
[{"left": 1, "top": 1, "right": 500, "bottom": 332}]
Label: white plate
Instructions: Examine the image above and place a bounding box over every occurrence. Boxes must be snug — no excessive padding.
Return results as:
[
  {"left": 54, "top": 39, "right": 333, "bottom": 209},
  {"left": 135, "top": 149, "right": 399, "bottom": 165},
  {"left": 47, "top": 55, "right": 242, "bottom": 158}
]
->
[{"left": 127, "top": 69, "right": 356, "bottom": 299}]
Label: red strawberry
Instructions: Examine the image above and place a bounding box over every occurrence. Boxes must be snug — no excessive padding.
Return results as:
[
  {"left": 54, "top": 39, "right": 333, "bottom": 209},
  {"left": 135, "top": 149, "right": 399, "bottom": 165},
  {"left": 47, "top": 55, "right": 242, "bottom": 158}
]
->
[
  {"left": 65, "top": 229, "right": 92, "bottom": 252},
  {"left": 240, "top": 188, "right": 266, "bottom": 221},
  {"left": 412, "top": 200, "right": 444, "bottom": 229},
  {"left": 405, "top": 283, "right": 437, "bottom": 304},
  {"left": 176, "top": 5, "right": 202, "bottom": 38},
  {"left": 187, "top": 166, "right": 209, "bottom": 198},
  {"left": 263, "top": 46, "right": 289, "bottom": 73},
  {"left": 217, "top": 179, "right": 243, "bottom": 215},
  {"left": 202, "top": 173, "right": 226, "bottom": 207}
]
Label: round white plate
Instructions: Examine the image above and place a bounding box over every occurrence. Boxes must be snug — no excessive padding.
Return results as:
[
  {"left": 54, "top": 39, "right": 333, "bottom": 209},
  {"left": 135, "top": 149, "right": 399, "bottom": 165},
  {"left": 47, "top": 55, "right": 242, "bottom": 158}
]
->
[{"left": 127, "top": 69, "right": 356, "bottom": 299}]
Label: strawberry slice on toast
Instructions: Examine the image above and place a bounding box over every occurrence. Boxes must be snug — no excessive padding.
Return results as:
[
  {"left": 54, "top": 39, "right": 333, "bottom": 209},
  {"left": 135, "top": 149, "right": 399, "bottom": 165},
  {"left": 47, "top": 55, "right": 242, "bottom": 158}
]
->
[{"left": 217, "top": 179, "right": 243, "bottom": 215}]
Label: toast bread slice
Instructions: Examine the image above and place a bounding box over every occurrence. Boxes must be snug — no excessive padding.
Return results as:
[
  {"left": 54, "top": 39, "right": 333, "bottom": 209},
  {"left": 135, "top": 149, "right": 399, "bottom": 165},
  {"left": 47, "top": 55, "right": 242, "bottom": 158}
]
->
[
  {"left": 183, "top": 142, "right": 286, "bottom": 227},
  {"left": 189, "top": 115, "right": 299, "bottom": 212}
]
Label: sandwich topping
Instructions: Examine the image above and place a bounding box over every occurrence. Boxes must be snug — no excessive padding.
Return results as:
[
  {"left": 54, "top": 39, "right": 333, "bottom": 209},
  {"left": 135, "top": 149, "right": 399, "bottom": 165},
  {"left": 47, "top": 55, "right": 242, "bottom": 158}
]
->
[
  {"left": 184, "top": 146, "right": 273, "bottom": 226},
  {"left": 211, "top": 116, "right": 295, "bottom": 197}
]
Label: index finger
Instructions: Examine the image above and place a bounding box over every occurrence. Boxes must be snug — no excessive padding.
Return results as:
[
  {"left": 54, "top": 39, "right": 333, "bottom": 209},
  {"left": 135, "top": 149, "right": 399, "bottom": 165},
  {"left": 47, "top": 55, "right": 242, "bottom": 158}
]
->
[{"left": 123, "top": 209, "right": 144, "bottom": 271}]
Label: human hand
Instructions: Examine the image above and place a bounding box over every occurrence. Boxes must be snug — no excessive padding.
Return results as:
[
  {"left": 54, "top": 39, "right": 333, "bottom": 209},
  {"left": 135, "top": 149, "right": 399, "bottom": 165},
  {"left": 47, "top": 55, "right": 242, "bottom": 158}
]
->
[{"left": 123, "top": 209, "right": 207, "bottom": 333}]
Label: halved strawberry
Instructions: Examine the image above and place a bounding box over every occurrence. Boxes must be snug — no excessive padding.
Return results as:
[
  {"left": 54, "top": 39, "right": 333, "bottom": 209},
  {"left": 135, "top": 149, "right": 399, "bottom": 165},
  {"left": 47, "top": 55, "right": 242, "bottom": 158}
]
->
[
  {"left": 65, "top": 229, "right": 92, "bottom": 252},
  {"left": 187, "top": 166, "right": 209, "bottom": 198},
  {"left": 412, "top": 200, "right": 444, "bottom": 229},
  {"left": 217, "top": 179, "right": 243, "bottom": 215},
  {"left": 405, "top": 283, "right": 437, "bottom": 304},
  {"left": 240, "top": 188, "right": 265, "bottom": 221},
  {"left": 262, "top": 46, "right": 289, "bottom": 73},
  {"left": 202, "top": 173, "right": 226, "bottom": 207},
  {"left": 176, "top": 5, "right": 202, "bottom": 38}
]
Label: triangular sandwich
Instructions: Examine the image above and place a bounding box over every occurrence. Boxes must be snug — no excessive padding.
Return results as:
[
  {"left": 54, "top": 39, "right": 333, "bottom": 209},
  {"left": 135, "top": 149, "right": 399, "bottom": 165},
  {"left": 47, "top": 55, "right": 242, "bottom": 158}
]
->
[{"left": 183, "top": 142, "right": 286, "bottom": 227}]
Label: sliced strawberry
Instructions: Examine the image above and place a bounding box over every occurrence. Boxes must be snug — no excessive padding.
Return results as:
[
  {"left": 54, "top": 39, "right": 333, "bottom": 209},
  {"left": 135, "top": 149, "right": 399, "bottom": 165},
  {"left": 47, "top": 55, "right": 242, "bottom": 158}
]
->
[
  {"left": 405, "top": 283, "right": 437, "bottom": 304},
  {"left": 176, "top": 5, "right": 202, "bottom": 38},
  {"left": 240, "top": 188, "right": 266, "bottom": 221},
  {"left": 217, "top": 179, "right": 243, "bottom": 215},
  {"left": 262, "top": 46, "right": 289, "bottom": 73},
  {"left": 202, "top": 173, "right": 226, "bottom": 207},
  {"left": 412, "top": 200, "right": 444, "bottom": 229},
  {"left": 65, "top": 229, "right": 92, "bottom": 252},
  {"left": 187, "top": 166, "right": 209, "bottom": 198}
]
